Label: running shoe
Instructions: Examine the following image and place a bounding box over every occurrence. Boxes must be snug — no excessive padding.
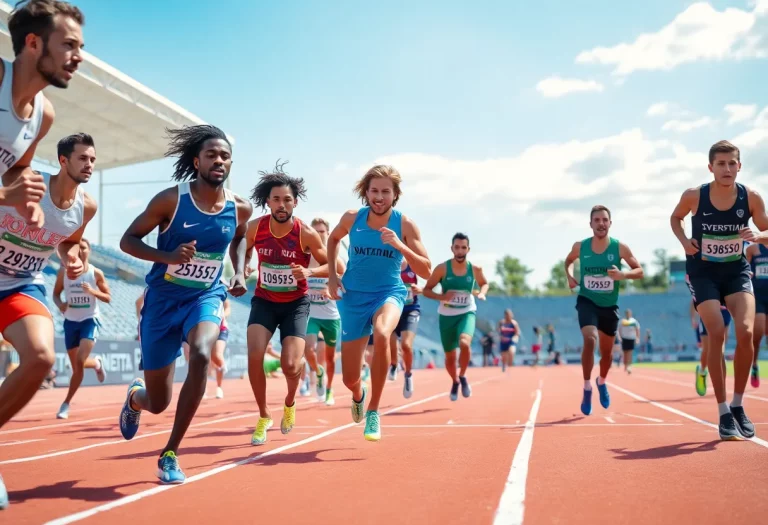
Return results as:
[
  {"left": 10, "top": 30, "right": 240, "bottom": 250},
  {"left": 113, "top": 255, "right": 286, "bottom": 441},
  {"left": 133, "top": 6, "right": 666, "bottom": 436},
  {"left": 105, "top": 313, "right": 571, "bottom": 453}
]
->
[
  {"left": 751, "top": 365, "right": 760, "bottom": 389},
  {"left": 281, "top": 403, "right": 296, "bottom": 434},
  {"left": 581, "top": 388, "right": 592, "bottom": 416},
  {"left": 351, "top": 385, "right": 367, "bottom": 423},
  {"left": 325, "top": 388, "right": 335, "bottom": 406},
  {"left": 156, "top": 451, "right": 185, "bottom": 484},
  {"left": 95, "top": 355, "right": 106, "bottom": 383},
  {"left": 695, "top": 365, "right": 707, "bottom": 397},
  {"left": 56, "top": 402, "right": 70, "bottom": 420},
  {"left": 364, "top": 410, "right": 381, "bottom": 441},
  {"left": 251, "top": 417, "right": 274, "bottom": 445},
  {"left": 596, "top": 378, "right": 610, "bottom": 409},
  {"left": 459, "top": 376, "right": 472, "bottom": 398},
  {"left": 730, "top": 406, "right": 755, "bottom": 438},
  {"left": 119, "top": 378, "right": 145, "bottom": 440},
  {"left": 316, "top": 365, "right": 326, "bottom": 399},
  {"left": 388, "top": 364, "right": 397, "bottom": 381},
  {"left": 719, "top": 412, "right": 742, "bottom": 441},
  {"left": 450, "top": 381, "right": 459, "bottom": 401},
  {"left": 403, "top": 372, "right": 413, "bottom": 399}
]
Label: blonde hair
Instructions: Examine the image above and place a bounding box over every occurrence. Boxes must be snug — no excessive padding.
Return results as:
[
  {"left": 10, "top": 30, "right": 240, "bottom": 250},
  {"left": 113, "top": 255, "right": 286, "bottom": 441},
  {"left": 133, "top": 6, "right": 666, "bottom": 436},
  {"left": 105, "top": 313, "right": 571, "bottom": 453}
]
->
[
  {"left": 354, "top": 165, "right": 402, "bottom": 206},
  {"left": 311, "top": 217, "right": 329, "bottom": 229}
]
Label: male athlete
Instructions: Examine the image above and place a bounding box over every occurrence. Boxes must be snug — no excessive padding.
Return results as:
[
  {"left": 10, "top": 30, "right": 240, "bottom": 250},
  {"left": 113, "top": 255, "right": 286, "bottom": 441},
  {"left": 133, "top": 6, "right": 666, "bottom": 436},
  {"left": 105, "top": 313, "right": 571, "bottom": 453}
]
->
[
  {"left": 423, "top": 233, "right": 488, "bottom": 400},
  {"left": 327, "top": 165, "right": 431, "bottom": 441},
  {"left": 118, "top": 125, "right": 252, "bottom": 483},
  {"left": 388, "top": 259, "right": 422, "bottom": 398},
  {"left": 617, "top": 309, "right": 640, "bottom": 375},
  {"left": 497, "top": 309, "right": 520, "bottom": 372},
  {"left": 244, "top": 165, "right": 335, "bottom": 445},
  {"left": 53, "top": 237, "right": 109, "bottom": 419},
  {"left": 0, "top": 1, "right": 85, "bottom": 508},
  {"left": 671, "top": 140, "right": 768, "bottom": 440},
  {"left": 746, "top": 242, "right": 766, "bottom": 388},
  {"left": 565, "top": 205, "right": 644, "bottom": 416},
  {"left": 305, "top": 217, "right": 344, "bottom": 406},
  {"left": 690, "top": 297, "right": 731, "bottom": 396}
]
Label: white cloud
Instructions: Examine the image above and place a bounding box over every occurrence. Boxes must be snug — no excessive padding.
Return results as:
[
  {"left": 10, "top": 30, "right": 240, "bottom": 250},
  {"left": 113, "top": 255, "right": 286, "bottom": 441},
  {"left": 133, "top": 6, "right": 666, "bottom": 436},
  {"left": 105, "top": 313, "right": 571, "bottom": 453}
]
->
[
  {"left": 535, "top": 76, "right": 604, "bottom": 98},
  {"left": 575, "top": 2, "right": 768, "bottom": 76},
  {"left": 724, "top": 103, "right": 757, "bottom": 125},
  {"left": 647, "top": 102, "right": 670, "bottom": 117},
  {"left": 661, "top": 116, "right": 715, "bottom": 133}
]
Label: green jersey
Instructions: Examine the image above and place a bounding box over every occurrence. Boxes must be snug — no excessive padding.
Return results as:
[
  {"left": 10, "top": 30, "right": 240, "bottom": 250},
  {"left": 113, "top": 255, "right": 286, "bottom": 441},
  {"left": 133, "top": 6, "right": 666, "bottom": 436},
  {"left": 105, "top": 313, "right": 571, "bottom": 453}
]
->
[
  {"left": 578, "top": 237, "right": 620, "bottom": 308},
  {"left": 437, "top": 260, "right": 476, "bottom": 316}
]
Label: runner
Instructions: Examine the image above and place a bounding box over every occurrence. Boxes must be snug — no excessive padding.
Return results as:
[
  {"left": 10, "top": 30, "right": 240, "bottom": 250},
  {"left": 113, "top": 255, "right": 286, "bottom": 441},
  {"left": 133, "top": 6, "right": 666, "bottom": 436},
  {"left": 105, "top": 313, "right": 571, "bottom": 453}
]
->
[
  {"left": 118, "top": 125, "right": 252, "bottom": 483},
  {"left": 617, "top": 309, "right": 640, "bottom": 374},
  {"left": 422, "top": 233, "right": 489, "bottom": 401},
  {"left": 690, "top": 297, "right": 731, "bottom": 396},
  {"left": 305, "top": 217, "right": 344, "bottom": 406},
  {"left": 327, "top": 165, "right": 431, "bottom": 441},
  {"left": 244, "top": 165, "right": 335, "bottom": 445},
  {"left": 53, "top": 237, "right": 109, "bottom": 419},
  {"left": 670, "top": 139, "right": 768, "bottom": 440},
  {"left": 565, "top": 205, "right": 644, "bottom": 416},
  {"left": 746, "top": 242, "right": 766, "bottom": 387},
  {"left": 497, "top": 309, "right": 520, "bottom": 372},
  {"left": 0, "top": 2, "right": 85, "bottom": 508},
  {"left": 531, "top": 326, "right": 543, "bottom": 366},
  {"left": 388, "top": 259, "right": 421, "bottom": 398}
]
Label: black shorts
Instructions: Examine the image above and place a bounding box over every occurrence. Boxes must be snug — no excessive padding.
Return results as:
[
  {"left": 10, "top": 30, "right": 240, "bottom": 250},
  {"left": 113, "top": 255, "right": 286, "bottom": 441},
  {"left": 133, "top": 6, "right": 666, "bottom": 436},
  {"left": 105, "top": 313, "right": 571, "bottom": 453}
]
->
[
  {"left": 576, "top": 295, "right": 619, "bottom": 336},
  {"left": 755, "top": 288, "right": 768, "bottom": 315},
  {"left": 686, "top": 271, "right": 753, "bottom": 308},
  {"left": 621, "top": 339, "right": 636, "bottom": 351},
  {"left": 248, "top": 295, "right": 310, "bottom": 341},
  {"left": 395, "top": 309, "right": 420, "bottom": 337}
]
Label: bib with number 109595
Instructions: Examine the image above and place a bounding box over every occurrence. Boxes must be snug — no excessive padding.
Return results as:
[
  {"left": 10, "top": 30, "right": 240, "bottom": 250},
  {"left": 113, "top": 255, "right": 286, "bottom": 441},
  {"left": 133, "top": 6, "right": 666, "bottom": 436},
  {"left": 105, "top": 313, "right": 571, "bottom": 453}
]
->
[
  {"left": 259, "top": 262, "right": 297, "bottom": 292},
  {"left": 701, "top": 234, "right": 742, "bottom": 263},
  {"left": 164, "top": 252, "right": 224, "bottom": 289}
]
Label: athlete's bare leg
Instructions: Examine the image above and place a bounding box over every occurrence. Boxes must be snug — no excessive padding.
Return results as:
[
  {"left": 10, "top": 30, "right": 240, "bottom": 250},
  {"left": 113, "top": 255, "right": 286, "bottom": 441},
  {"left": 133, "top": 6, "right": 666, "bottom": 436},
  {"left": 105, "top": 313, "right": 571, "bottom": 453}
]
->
[
  {"left": 698, "top": 300, "right": 728, "bottom": 403},
  {"left": 63, "top": 338, "right": 100, "bottom": 405},
  {"left": 367, "top": 304, "right": 401, "bottom": 412},
  {"left": 724, "top": 292, "right": 755, "bottom": 398}
]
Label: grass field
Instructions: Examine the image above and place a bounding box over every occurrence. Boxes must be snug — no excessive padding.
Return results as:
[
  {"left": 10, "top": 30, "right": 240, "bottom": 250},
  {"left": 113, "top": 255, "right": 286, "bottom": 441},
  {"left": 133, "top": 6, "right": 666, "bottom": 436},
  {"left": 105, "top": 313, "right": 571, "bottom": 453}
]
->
[{"left": 635, "top": 360, "right": 768, "bottom": 375}]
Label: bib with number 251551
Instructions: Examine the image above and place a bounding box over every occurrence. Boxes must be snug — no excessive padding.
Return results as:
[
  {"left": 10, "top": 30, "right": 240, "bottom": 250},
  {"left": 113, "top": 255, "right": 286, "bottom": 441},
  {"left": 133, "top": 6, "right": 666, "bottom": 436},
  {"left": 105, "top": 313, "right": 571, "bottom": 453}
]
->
[
  {"left": 260, "top": 262, "right": 297, "bottom": 292},
  {"left": 164, "top": 252, "right": 223, "bottom": 289},
  {"left": 701, "top": 234, "right": 742, "bottom": 263},
  {"left": 583, "top": 275, "right": 614, "bottom": 293}
]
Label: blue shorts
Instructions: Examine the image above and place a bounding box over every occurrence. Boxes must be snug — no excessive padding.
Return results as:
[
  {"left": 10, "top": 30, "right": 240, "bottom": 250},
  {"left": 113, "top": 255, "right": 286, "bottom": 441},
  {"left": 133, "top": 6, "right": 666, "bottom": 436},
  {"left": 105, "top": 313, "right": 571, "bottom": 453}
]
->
[
  {"left": 698, "top": 309, "right": 732, "bottom": 337},
  {"left": 63, "top": 318, "right": 99, "bottom": 349},
  {"left": 139, "top": 287, "right": 225, "bottom": 371},
  {"left": 339, "top": 289, "right": 406, "bottom": 342},
  {"left": 218, "top": 327, "right": 229, "bottom": 342}
]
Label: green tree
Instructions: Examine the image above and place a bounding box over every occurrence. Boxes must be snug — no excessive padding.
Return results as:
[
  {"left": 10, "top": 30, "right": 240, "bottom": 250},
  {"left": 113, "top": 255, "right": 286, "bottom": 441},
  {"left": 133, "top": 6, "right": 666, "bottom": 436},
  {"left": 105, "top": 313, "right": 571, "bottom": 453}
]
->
[
  {"left": 545, "top": 258, "right": 580, "bottom": 292},
  {"left": 495, "top": 255, "right": 532, "bottom": 296}
]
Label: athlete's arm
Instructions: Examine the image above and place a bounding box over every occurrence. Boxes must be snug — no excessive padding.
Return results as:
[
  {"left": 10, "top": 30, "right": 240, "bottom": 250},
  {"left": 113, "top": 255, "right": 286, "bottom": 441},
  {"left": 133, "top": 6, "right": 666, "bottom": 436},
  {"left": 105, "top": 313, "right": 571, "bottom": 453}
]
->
[
  {"left": 746, "top": 243, "right": 757, "bottom": 263},
  {"left": 327, "top": 210, "right": 357, "bottom": 299},
  {"left": 473, "top": 264, "right": 490, "bottom": 300},
  {"left": 58, "top": 193, "right": 98, "bottom": 280},
  {"left": 512, "top": 320, "right": 521, "bottom": 343},
  {"left": 85, "top": 268, "right": 112, "bottom": 304},
  {"left": 564, "top": 241, "right": 581, "bottom": 288},
  {"left": 744, "top": 188, "right": 768, "bottom": 244},
  {"left": 689, "top": 301, "right": 699, "bottom": 329},
  {"left": 421, "top": 263, "right": 449, "bottom": 301},
  {"left": 228, "top": 196, "right": 253, "bottom": 296},
  {"left": 135, "top": 295, "right": 144, "bottom": 319},
  {"left": 243, "top": 217, "right": 261, "bottom": 278},
  {"left": 120, "top": 187, "right": 195, "bottom": 265},
  {"left": 670, "top": 188, "right": 700, "bottom": 255},
  {"left": 609, "top": 243, "right": 644, "bottom": 281},
  {"left": 302, "top": 223, "right": 330, "bottom": 278},
  {"left": 52, "top": 266, "right": 66, "bottom": 313},
  {"left": 395, "top": 216, "right": 431, "bottom": 279}
]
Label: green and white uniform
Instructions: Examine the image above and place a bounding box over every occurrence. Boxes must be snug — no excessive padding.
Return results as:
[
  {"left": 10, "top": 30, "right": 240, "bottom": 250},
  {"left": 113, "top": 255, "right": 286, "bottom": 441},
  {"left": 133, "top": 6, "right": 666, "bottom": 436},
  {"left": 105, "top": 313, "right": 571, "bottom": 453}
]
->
[
  {"left": 437, "top": 260, "right": 477, "bottom": 352},
  {"left": 306, "top": 256, "right": 341, "bottom": 346},
  {"left": 576, "top": 237, "right": 621, "bottom": 336}
]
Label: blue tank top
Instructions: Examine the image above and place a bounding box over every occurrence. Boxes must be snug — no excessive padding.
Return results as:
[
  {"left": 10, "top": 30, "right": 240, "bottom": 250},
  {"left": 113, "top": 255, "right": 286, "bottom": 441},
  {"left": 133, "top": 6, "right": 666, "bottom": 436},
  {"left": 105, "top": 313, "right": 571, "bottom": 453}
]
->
[
  {"left": 145, "top": 182, "right": 237, "bottom": 300},
  {"left": 342, "top": 207, "right": 406, "bottom": 295},
  {"left": 751, "top": 243, "right": 768, "bottom": 296}
]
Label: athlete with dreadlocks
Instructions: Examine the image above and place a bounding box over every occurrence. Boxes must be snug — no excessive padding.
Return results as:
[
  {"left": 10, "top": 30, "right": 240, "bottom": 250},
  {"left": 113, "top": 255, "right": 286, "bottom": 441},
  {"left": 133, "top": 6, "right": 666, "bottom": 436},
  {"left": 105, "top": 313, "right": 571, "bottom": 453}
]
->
[
  {"left": 243, "top": 162, "right": 340, "bottom": 445},
  {"left": 117, "top": 125, "right": 252, "bottom": 483}
]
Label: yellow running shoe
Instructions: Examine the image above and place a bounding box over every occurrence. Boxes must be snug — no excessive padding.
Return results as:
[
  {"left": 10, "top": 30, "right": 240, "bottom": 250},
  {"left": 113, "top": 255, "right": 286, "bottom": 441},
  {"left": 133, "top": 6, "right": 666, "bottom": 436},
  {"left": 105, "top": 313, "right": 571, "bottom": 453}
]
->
[
  {"left": 281, "top": 403, "right": 296, "bottom": 434},
  {"left": 695, "top": 365, "right": 707, "bottom": 397},
  {"left": 251, "top": 417, "right": 273, "bottom": 445},
  {"left": 325, "top": 388, "right": 335, "bottom": 406}
]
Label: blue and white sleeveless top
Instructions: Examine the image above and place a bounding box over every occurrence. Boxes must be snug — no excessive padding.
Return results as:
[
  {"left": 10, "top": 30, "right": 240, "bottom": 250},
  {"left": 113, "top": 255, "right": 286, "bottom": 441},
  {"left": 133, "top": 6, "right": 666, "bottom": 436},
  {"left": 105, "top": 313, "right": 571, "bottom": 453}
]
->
[
  {"left": 144, "top": 182, "right": 237, "bottom": 300},
  {"left": 342, "top": 206, "right": 406, "bottom": 295}
]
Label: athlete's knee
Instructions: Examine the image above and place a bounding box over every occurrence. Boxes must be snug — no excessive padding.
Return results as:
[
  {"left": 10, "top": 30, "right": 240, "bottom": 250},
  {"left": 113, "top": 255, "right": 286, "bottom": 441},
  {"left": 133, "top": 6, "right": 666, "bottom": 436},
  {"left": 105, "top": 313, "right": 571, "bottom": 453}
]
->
[
  {"left": 342, "top": 369, "right": 360, "bottom": 390},
  {"left": 186, "top": 346, "right": 211, "bottom": 373},
  {"left": 21, "top": 344, "right": 55, "bottom": 376},
  {"left": 145, "top": 393, "right": 173, "bottom": 414},
  {"left": 281, "top": 357, "right": 303, "bottom": 378}
]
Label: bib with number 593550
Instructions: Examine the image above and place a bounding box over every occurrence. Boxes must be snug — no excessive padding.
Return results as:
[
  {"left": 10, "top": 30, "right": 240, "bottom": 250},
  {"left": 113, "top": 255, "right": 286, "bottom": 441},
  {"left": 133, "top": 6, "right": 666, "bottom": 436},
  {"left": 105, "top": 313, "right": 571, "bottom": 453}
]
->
[
  {"left": 701, "top": 234, "right": 743, "bottom": 263},
  {"left": 164, "top": 252, "right": 224, "bottom": 289}
]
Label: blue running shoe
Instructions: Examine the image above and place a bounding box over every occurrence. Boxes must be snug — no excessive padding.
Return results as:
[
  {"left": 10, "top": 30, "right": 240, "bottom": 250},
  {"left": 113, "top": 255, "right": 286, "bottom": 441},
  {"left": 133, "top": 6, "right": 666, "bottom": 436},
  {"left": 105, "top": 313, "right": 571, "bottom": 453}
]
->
[
  {"left": 156, "top": 451, "right": 186, "bottom": 484},
  {"left": 0, "top": 473, "right": 8, "bottom": 510},
  {"left": 459, "top": 376, "right": 472, "bottom": 398},
  {"left": 581, "top": 388, "right": 593, "bottom": 416},
  {"left": 596, "top": 378, "right": 610, "bottom": 409},
  {"left": 120, "top": 378, "right": 145, "bottom": 440},
  {"left": 450, "top": 381, "right": 459, "bottom": 401}
]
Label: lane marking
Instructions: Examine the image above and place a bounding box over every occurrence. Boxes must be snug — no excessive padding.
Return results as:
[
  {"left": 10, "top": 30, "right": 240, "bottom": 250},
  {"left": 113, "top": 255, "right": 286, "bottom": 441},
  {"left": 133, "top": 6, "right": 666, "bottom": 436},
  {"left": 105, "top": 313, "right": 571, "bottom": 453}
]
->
[
  {"left": 0, "top": 438, "right": 45, "bottom": 447},
  {"left": 632, "top": 373, "right": 768, "bottom": 403},
  {"left": 46, "top": 376, "right": 503, "bottom": 524},
  {"left": 604, "top": 416, "right": 615, "bottom": 423},
  {"left": 611, "top": 383, "right": 768, "bottom": 449},
  {"left": 622, "top": 413, "right": 663, "bottom": 423},
  {"left": 493, "top": 380, "right": 543, "bottom": 525},
  {"left": 386, "top": 423, "right": 680, "bottom": 428},
  {"left": 0, "top": 416, "right": 115, "bottom": 436}
]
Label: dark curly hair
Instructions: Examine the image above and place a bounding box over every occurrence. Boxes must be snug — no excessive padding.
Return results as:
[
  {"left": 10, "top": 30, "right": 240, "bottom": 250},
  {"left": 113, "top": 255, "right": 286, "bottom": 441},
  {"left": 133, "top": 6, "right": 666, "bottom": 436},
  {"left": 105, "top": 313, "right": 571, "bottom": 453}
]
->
[
  {"left": 250, "top": 160, "right": 307, "bottom": 210},
  {"left": 165, "top": 125, "right": 231, "bottom": 182}
]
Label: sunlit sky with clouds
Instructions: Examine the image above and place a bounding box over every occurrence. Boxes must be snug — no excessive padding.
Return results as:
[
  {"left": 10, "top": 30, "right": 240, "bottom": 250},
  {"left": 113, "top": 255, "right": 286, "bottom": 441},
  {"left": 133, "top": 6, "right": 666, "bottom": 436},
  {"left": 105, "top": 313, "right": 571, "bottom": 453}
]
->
[{"left": 32, "top": 0, "right": 768, "bottom": 287}]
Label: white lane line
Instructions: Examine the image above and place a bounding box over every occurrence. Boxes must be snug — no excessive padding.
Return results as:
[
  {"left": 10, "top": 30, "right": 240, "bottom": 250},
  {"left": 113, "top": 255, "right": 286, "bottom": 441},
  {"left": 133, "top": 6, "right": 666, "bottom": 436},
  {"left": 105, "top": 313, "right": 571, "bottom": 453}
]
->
[
  {"left": 604, "top": 416, "right": 615, "bottom": 424},
  {"left": 611, "top": 383, "right": 768, "bottom": 449},
  {"left": 0, "top": 438, "right": 45, "bottom": 447},
  {"left": 493, "top": 380, "right": 543, "bottom": 525},
  {"left": 622, "top": 413, "right": 664, "bottom": 423},
  {"left": 632, "top": 373, "right": 768, "bottom": 403},
  {"left": 46, "top": 375, "right": 502, "bottom": 525},
  {"left": 0, "top": 416, "right": 115, "bottom": 436}
]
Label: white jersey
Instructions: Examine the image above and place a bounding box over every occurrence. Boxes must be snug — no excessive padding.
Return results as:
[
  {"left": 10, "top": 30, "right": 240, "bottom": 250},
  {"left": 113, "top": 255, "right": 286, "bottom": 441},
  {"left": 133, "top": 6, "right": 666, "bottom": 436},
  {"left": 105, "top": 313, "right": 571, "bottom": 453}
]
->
[
  {"left": 619, "top": 317, "right": 639, "bottom": 340},
  {"left": 0, "top": 172, "right": 85, "bottom": 290},
  {"left": 63, "top": 264, "right": 100, "bottom": 322},
  {"left": 0, "top": 58, "right": 45, "bottom": 176},
  {"left": 307, "top": 255, "right": 339, "bottom": 320}
]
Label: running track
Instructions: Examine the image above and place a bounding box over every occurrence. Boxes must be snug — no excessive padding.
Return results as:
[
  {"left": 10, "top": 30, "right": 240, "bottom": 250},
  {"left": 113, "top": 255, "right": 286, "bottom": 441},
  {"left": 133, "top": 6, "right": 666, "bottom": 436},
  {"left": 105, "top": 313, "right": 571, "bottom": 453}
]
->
[{"left": 1, "top": 365, "right": 767, "bottom": 524}]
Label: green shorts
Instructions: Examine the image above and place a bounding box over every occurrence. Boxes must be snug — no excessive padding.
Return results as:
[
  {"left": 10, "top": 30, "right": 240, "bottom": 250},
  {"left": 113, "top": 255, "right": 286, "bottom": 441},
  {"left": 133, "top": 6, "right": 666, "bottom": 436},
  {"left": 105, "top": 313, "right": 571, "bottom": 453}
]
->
[
  {"left": 439, "top": 312, "right": 476, "bottom": 352},
  {"left": 306, "top": 317, "right": 341, "bottom": 346}
]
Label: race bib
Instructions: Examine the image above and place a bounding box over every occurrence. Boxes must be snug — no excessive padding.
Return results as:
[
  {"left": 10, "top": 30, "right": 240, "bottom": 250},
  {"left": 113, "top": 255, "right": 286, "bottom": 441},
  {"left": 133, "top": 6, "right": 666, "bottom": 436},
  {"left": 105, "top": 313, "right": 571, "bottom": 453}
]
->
[
  {"left": 68, "top": 292, "right": 93, "bottom": 309},
  {"left": 405, "top": 288, "right": 414, "bottom": 305},
  {"left": 0, "top": 231, "right": 53, "bottom": 279},
  {"left": 308, "top": 277, "right": 329, "bottom": 304},
  {"left": 259, "top": 262, "right": 297, "bottom": 292},
  {"left": 756, "top": 264, "right": 768, "bottom": 279},
  {"left": 584, "top": 275, "right": 614, "bottom": 293},
  {"left": 444, "top": 290, "right": 471, "bottom": 308},
  {"left": 165, "top": 252, "right": 223, "bottom": 289},
  {"left": 701, "top": 234, "right": 742, "bottom": 263}
]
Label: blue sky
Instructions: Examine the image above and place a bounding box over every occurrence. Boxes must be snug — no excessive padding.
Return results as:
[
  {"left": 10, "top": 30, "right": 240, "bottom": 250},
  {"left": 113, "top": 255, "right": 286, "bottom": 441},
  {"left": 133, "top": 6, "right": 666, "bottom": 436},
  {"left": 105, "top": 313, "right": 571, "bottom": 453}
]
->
[{"left": 41, "top": 0, "right": 768, "bottom": 287}]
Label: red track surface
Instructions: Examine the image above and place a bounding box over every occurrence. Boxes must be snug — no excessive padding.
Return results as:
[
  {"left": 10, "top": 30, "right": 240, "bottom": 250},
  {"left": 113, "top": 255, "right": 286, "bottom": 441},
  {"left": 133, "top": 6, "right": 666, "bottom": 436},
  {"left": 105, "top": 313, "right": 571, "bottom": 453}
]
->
[{"left": 1, "top": 365, "right": 767, "bottom": 524}]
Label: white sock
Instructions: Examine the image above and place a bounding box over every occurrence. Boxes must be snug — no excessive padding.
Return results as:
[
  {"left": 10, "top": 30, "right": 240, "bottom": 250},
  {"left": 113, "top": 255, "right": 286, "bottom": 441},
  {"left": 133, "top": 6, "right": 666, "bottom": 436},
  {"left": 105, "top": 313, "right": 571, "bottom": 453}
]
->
[
  {"left": 718, "top": 402, "right": 730, "bottom": 416},
  {"left": 94, "top": 358, "right": 102, "bottom": 371},
  {"left": 597, "top": 376, "right": 606, "bottom": 386},
  {"left": 584, "top": 380, "right": 592, "bottom": 391},
  {"left": 732, "top": 393, "right": 744, "bottom": 408}
]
